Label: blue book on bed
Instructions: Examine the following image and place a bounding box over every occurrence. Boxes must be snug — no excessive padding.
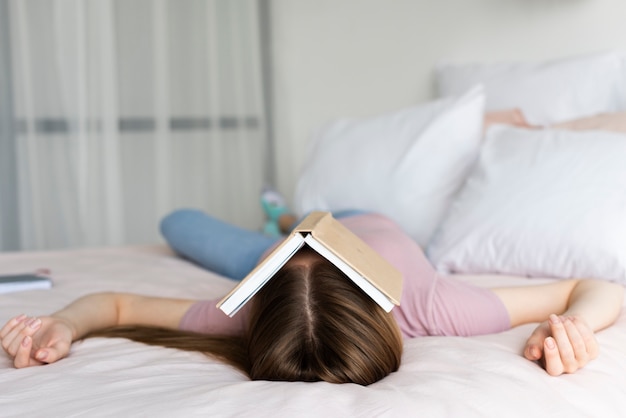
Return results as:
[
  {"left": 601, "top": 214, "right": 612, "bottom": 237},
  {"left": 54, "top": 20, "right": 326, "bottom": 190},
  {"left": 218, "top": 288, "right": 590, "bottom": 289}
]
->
[{"left": 0, "top": 273, "right": 52, "bottom": 294}]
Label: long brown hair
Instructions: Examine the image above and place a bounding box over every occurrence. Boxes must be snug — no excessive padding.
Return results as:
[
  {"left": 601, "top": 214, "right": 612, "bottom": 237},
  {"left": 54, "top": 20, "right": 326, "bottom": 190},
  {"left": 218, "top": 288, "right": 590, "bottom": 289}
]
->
[{"left": 90, "top": 253, "right": 403, "bottom": 385}]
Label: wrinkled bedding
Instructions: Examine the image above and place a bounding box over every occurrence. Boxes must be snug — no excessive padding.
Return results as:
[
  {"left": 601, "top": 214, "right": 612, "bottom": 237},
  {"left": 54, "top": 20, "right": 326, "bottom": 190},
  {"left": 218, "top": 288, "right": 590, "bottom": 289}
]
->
[{"left": 1, "top": 246, "right": 625, "bottom": 417}]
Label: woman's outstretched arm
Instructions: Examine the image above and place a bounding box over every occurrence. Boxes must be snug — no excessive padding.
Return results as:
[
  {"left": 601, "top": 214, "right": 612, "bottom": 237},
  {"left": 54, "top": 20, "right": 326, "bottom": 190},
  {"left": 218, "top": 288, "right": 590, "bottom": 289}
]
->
[
  {"left": 0, "top": 293, "right": 195, "bottom": 368},
  {"left": 492, "top": 279, "right": 624, "bottom": 376}
]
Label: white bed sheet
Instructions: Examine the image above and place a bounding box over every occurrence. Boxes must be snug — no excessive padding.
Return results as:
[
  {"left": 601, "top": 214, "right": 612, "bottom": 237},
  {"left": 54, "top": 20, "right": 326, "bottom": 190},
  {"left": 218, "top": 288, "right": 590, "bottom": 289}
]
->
[{"left": 1, "top": 246, "right": 625, "bottom": 417}]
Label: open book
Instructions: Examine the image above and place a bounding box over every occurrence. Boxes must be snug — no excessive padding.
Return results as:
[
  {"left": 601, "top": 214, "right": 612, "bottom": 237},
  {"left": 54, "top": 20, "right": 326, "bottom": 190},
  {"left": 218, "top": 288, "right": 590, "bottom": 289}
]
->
[{"left": 217, "top": 211, "right": 403, "bottom": 316}]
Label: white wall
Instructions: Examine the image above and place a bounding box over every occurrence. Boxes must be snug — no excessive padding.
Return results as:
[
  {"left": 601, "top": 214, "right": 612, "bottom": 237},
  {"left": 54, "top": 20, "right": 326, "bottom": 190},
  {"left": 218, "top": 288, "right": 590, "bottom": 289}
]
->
[{"left": 270, "top": 0, "right": 626, "bottom": 204}]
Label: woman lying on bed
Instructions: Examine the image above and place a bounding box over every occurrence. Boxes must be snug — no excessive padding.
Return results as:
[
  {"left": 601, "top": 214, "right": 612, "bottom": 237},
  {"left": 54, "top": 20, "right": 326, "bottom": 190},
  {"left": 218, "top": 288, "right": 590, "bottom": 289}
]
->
[{"left": 1, "top": 196, "right": 624, "bottom": 385}]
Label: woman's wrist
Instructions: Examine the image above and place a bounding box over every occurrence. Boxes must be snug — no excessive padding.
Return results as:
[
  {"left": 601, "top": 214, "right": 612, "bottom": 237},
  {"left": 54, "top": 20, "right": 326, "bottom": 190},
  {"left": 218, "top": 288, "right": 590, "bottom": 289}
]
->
[{"left": 51, "top": 313, "right": 81, "bottom": 340}]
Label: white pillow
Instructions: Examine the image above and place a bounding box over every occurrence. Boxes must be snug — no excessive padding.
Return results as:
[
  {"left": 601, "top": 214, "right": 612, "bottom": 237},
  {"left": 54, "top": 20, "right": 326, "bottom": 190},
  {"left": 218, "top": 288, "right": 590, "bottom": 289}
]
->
[
  {"left": 294, "top": 86, "right": 485, "bottom": 247},
  {"left": 436, "top": 52, "right": 626, "bottom": 126},
  {"left": 427, "top": 125, "right": 626, "bottom": 283}
]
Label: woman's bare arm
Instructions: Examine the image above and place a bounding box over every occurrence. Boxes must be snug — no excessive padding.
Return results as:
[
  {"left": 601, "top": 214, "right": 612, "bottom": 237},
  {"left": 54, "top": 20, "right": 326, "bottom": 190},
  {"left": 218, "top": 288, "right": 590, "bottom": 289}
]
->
[
  {"left": 492, "top": 279, "right": 623, "bottom": 330},
  {"left": 492, "top": 279, "right": 624, "bottom": 375},
  {"left": 53, "top": 293, "right": 196, "bottom": 339},
  {"left": 0, "top": 293, "right": 196, "bottom": 368}
]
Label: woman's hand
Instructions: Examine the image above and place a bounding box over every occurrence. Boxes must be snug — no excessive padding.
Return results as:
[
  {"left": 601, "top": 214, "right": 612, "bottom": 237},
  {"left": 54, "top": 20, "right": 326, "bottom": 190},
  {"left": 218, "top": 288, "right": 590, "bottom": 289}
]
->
[
  {"left": 0, "top": 314, "right": 74, "bottom": 368},
  {"left": 523, "top": 314, "right": 599, "bottom": 376}
]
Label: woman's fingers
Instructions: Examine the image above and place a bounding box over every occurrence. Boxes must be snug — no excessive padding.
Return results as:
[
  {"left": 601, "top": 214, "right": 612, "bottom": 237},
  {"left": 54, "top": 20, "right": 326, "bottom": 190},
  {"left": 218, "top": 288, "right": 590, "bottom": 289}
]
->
[
  {"left": 0, "top": 316, "right": 42, "bottom": 358},
  {"left": 562, "top": 317, "right": 588, "bottom": 365},
  {"left": 544, "top": 314, "right": 598, "bottom": 375},
  {"left": 13, "top": 335, "right": 43, "bottom": 368},
  {"left": 0, "top": 314, "right": 27, "bottom": 339},
  {"left": 556, "top": 316, "right": 586, "bottom": 373},
  {"left": 543, "top": 336, "right": 564, "bottom": 376},
  {"left": 572, "top": 316, "right": 599, "bottom": 360},
  {"left": 1, "top": 316, "right": 29, "bottom": 354},
  {"left": 524, "top": 322, "right": 550, "bottom": 361}
]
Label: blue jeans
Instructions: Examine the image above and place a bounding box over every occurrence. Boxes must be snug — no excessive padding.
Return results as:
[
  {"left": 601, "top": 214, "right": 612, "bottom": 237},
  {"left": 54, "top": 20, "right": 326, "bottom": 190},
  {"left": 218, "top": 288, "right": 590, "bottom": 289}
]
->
[{"left": 161, "top": 209, "right": 366, "bottom": 281}]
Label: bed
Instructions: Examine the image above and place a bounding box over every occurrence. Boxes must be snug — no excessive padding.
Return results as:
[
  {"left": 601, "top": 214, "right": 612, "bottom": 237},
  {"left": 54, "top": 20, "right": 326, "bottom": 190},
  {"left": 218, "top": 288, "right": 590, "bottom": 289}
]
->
[
  {"left": 3, "top": 51, "right": 626, "bottom": 417},
  {"left": 1, "top": 245, "right": 626, "bottom": 417}
]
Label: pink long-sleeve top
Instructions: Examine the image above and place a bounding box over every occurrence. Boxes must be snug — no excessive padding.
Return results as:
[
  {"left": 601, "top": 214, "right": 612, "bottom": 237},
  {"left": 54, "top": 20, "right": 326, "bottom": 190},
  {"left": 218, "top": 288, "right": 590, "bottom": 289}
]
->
[{"left": 179, "top": 213, "right": 510, "bottom": 338}]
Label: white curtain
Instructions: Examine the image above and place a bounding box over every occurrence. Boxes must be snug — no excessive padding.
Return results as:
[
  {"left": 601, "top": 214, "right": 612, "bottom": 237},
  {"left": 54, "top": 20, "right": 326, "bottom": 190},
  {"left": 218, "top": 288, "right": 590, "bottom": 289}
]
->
[{"left": 2, "top": 0, "right": 269, "bottom": 250}]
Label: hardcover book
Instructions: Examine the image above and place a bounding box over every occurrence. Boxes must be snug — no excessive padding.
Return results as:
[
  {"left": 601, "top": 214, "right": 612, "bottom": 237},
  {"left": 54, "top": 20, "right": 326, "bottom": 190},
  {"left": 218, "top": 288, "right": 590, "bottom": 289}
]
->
[{"left": 217, "top": 211, "right": 403, "bottom": 316}]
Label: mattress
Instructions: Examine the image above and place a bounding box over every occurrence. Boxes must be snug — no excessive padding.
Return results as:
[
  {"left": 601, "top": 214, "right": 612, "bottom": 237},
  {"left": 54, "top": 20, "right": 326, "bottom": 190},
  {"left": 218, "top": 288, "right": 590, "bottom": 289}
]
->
[{"left": 1, "top": 245, "right": 625, "bottom": 417}]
